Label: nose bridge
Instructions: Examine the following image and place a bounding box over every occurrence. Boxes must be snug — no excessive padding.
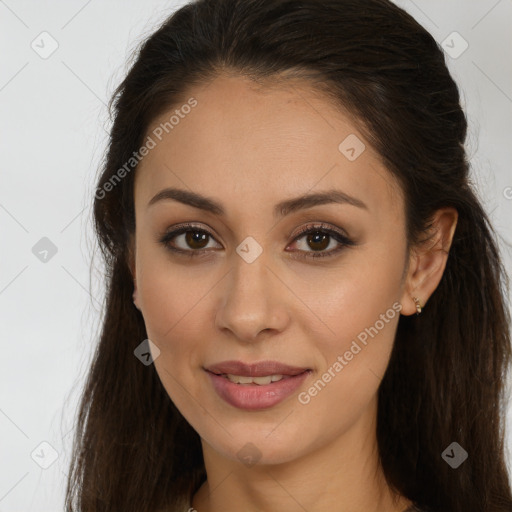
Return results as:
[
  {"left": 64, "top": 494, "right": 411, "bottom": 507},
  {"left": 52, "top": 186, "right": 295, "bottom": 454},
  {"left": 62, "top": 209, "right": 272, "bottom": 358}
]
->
[
  {"left": 230, "top": 246, "right": 269, "bottom": 301},
  {"left": 215, "top": 241, "right": 288, "bottom": 340}
]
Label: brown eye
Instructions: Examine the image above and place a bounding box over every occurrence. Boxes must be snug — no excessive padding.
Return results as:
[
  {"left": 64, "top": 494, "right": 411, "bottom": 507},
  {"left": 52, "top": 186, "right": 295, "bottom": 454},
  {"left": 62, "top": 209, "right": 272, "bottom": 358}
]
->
[
  {"left": 159, "top": 222, "right": 355, "bottom": 260},
  {"left": 305, "top": 231, "right": 330, "bottom": 251},
  {"left": 184, "top": 230, "right": 210, "bottom": 249},
  {"left": 288, "top": 223, "right": 356, "bottom": 260},
  {"left": 159, "top": 224, "right": 222, "bottom": 255}
]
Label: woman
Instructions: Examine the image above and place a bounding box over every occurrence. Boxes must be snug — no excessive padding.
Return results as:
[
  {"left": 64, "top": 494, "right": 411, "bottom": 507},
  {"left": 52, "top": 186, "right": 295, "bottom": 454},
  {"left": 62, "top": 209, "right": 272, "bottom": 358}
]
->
[{"left": 65, "top": 1, "right": 512, "bottom": 511}]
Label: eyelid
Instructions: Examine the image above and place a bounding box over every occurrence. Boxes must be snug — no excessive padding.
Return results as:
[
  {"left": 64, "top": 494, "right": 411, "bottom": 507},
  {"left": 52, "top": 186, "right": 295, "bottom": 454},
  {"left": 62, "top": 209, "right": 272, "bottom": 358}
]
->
[{"left": 289, "top": 222, "right": 350, "bottom": 242}]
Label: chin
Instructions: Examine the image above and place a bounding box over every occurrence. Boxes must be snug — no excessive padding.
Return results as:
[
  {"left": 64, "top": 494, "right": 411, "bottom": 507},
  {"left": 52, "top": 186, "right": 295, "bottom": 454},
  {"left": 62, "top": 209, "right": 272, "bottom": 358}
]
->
[{"left": 198, "top": 419, "right": 312, "bottom": 467}]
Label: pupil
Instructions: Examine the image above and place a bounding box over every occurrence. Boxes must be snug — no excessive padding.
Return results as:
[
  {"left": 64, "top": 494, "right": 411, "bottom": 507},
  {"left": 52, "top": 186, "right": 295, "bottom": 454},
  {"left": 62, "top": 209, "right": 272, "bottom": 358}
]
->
[
  {"left": 308, "top": 232, "right": 329, "bottom": 251},
  {"left": 186, "top": 231, "right": 208, "bottom": 249}
]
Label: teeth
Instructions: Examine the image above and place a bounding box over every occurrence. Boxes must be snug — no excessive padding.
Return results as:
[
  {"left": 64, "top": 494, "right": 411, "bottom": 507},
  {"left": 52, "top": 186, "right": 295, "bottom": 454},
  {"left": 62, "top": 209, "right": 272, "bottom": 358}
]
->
[{"left": 225, "top": 374, "right": 285, "bottom": 385}]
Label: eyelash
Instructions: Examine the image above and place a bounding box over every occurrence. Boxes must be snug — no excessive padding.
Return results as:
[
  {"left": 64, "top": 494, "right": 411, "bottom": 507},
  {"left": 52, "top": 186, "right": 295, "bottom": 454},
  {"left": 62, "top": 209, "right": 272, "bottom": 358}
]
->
[{"left": 158, "top": 222, "right": 355, "bottom": 260}]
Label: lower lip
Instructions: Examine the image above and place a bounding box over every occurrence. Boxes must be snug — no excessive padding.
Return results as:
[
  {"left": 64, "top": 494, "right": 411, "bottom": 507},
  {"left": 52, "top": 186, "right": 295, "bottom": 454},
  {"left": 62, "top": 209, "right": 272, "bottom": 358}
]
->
[{"left": 206, "top": 370, "right": 311, "bottom": 410}]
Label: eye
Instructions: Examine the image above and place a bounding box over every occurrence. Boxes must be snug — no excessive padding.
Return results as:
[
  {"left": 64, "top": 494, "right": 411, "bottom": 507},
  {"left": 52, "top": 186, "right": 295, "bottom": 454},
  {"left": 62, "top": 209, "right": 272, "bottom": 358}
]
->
[
  {"left": 158, "top": 223, "right": 221, "bottom": 258},
  {"left": 286, "top": 223, "right": 355, "bottom": 259},
  {"left": 158, "top": 222, "right": 355, "bottom": 260}
]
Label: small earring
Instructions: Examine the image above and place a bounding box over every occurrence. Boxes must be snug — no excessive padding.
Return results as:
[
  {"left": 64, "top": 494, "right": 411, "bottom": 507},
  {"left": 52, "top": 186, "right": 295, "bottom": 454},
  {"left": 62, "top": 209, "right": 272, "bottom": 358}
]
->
[{"left": 412, "top": 296, "right": 422, "bottom": 315}]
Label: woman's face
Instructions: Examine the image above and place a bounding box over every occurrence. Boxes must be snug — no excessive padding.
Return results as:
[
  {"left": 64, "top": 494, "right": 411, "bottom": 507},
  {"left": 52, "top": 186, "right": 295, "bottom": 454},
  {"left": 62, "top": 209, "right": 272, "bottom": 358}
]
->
[{"left": 131, "top": 74, "right": 412, "bottom": 465}]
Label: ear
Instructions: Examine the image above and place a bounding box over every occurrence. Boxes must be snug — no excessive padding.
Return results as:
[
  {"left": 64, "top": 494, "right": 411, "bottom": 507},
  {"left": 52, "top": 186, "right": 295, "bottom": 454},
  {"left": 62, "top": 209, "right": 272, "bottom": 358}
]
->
[{"left": 399, "top": 207, "right": 458, "bottom": 316}]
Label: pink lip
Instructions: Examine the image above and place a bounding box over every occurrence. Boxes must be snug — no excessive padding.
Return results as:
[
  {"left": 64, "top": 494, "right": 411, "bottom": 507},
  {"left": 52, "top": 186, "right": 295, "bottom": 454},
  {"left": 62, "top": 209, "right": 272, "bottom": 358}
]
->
[{"left": 204, "top": 360, "right": 311, "bottom": 410}]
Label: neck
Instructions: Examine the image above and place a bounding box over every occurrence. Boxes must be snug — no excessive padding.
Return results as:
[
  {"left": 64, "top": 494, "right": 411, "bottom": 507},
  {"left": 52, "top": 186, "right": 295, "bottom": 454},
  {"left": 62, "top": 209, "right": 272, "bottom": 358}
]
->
[{"left": 191, "top": 396, "right": 412, "bottom": 512}]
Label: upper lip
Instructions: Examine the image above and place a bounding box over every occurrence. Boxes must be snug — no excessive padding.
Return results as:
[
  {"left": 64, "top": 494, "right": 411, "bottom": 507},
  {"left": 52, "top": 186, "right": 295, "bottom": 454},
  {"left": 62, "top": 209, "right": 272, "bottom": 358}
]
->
[{"left": 205, "top": 360, "right": 310, "bottom": 377}]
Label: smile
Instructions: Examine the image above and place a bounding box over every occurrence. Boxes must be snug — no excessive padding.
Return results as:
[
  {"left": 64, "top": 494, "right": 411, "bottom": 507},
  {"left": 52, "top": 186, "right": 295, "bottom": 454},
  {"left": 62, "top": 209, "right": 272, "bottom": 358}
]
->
[
  {"left": 204, "top": 360, "right": 312, "bottom": 410},
  {"left": 222, "top": 374, "right": 286, "bottom": 385}
]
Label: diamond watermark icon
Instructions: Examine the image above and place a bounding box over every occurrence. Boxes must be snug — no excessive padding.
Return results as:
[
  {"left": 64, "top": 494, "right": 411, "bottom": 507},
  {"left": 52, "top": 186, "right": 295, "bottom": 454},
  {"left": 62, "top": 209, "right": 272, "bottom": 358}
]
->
[
  {"left": 236, "top": 236, "right": 263, "bottom": 263},
  {"left": 441, "top": 31, "right": 468, "bottom": 59},
  {"left": 134, "top": 339, "right": 161, "bottom": 365},
  {"left": 32, "top": 237, "right": 58, "bottom": 263},
  {"left": 237, "top": 442, "right": 262, "bottom": 467},
  {"left": 338, "top": 134, "right": 366, "bottom": 161},
  {"left": 30, "top": 441, "right": 59, "bottom": 469},
  {"left": 441, "top": 441, "right": 468, "bottom": 469},
  {"left": 31, "top": 31, "right": 59, "bottom": 59}
]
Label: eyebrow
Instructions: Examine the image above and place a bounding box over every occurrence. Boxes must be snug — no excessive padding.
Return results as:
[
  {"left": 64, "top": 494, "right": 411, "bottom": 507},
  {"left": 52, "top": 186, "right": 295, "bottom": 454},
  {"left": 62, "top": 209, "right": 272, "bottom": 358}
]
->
[{"left": 147, "top": 187, "right": 368, "bottom": 217}]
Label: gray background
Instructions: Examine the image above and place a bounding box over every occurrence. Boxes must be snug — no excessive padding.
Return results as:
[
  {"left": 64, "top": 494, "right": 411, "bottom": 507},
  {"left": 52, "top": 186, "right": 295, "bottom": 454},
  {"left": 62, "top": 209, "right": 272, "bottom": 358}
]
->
[{"left": 1, "top": 1, "right": 511, "bottom": 510}]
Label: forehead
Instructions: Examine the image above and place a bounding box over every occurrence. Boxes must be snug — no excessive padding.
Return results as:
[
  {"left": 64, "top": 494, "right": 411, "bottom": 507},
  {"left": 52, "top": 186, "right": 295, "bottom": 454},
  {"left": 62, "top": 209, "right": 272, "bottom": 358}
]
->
[{"left": 135, "top": 74, "right": 403, "bottom": 219}]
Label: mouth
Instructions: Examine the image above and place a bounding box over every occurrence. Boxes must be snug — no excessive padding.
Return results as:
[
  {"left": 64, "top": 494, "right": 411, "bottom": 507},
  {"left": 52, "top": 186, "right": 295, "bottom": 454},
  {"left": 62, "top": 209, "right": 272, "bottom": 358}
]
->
[
  {"left": 205, "top": 360, "right": 310, "bottom": 381},
  {"left": 204, "top": 360, "right": 312, "bottom": 410},
  {"left": 211, "top": 373, "right": 295, "bottom": 385}
]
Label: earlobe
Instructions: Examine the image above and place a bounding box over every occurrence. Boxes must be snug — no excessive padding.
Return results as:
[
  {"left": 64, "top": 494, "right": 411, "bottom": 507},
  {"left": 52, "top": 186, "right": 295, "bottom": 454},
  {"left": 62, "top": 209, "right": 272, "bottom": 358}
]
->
[{"left": 400, "top": 207, "right": 458, "bottom": 316}]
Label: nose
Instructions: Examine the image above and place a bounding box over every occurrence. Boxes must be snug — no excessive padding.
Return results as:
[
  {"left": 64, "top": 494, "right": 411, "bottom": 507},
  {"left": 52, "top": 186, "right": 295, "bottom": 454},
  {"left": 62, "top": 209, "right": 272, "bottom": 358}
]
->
[{"left": 215, "top": 251, "right": 290, "bottom": 343}]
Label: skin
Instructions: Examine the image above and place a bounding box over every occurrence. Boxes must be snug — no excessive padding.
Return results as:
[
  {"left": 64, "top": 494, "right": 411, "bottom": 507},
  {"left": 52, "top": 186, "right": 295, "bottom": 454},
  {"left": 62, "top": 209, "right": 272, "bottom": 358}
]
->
[{"left": 130, "top": 73, "right": 458, "bottom": 512}]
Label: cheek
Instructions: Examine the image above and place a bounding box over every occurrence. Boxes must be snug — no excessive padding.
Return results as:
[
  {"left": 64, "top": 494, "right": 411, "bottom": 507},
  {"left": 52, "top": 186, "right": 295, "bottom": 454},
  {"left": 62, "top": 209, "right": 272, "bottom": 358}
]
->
[
  {"left": 292, "top": 275, "right": 401, "bottom": 432},
  {"left": 136, "top": 243, "right": 216, "bottom": 342},
  {"left": 137, "top": 254, "right": 212, "bottom": 415},
  {"left": 291, "top": 242, "right": 404, "bottom": 377}
]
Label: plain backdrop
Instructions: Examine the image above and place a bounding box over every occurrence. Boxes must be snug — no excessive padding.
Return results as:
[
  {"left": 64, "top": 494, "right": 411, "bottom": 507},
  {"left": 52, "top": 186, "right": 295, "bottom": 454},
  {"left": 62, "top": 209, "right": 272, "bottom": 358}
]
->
[{"left": 1, "top": 1, "right": 511, "bottom": 510}]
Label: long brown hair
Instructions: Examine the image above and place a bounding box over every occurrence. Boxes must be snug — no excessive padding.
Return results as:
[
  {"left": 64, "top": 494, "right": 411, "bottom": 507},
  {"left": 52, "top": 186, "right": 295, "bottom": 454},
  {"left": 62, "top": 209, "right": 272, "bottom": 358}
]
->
[{"left": 64, "top": 1, "right": 512, "bottom": 510}]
